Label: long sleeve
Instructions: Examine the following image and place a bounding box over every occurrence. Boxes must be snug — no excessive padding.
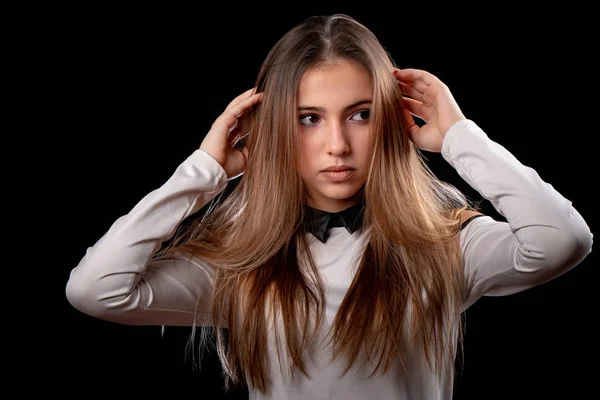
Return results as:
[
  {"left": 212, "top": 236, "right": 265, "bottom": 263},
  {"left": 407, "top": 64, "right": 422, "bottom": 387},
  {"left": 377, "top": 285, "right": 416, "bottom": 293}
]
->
[
  {"left": 65, "top": 149, "right": 229, "bottom": 326},
  {"left": 442, "top": 120, "right": 594, "bottom": 311}
]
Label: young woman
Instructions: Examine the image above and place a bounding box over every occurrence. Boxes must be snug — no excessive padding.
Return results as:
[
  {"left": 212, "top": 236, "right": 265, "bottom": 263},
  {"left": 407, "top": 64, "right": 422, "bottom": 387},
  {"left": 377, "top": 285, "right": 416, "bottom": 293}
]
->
[{"left": 65, "top": 13, "right": 593, "bottom": 399}]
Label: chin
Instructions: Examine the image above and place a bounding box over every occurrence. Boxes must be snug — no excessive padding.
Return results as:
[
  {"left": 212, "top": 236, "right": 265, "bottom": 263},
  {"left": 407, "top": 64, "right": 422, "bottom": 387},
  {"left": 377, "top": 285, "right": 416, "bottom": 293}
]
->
[{"left": 319, "top": 187, "right": 362, "bottom": 201}]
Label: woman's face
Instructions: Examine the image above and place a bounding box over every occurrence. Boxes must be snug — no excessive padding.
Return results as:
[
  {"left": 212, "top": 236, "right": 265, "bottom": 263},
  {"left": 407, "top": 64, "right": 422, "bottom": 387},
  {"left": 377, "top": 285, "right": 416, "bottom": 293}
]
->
[{"left": 296, "top": 59, "right": 374, "bottom": 213}]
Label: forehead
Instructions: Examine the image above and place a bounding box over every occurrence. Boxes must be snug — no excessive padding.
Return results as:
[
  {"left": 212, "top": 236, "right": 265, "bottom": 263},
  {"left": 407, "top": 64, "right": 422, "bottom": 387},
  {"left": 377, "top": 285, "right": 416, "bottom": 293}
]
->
[{"left": 297, "top": 59, "right": 372, "bottom": 107}]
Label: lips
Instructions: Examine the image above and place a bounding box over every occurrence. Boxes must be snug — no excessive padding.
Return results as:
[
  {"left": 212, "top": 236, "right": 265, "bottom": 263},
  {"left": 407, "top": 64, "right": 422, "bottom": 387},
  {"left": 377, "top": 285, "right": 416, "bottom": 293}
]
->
[
  {"left": 321, "top": 168, "right": 355, "bottom": 182},
  {"left": 322, "top": 166, "right": 355, "bottom": 172}
]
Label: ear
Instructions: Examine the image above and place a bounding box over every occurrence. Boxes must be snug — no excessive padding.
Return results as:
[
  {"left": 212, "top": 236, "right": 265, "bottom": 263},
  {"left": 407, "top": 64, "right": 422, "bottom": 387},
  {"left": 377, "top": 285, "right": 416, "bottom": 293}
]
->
[{"left": 459, "top": 209, "right": 484, "bottom": 226}]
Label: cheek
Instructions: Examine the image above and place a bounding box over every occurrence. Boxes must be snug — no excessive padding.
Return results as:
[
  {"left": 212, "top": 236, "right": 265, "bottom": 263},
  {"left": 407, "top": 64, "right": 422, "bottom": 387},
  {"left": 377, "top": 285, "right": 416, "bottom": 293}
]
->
[
  {"left": 295, "top": 144, "right": 311, "bottom": 178},
  {"left": 355, "top": 130, "right": 374, "bottom": 155},
  {"left": 297, "top": 137, "right": 316, "bottom": 163}
]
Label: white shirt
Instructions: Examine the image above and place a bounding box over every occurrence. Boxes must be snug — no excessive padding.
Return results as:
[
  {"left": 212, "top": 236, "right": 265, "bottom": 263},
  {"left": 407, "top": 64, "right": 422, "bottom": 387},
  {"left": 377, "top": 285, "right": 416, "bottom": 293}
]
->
[{"left": 65, "top": 119, "right": 593, "bottom": 399}]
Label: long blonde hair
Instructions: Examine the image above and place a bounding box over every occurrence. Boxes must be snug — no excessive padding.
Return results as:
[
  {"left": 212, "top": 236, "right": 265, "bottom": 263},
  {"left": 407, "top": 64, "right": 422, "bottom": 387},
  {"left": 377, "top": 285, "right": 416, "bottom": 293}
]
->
[{"left": 158, "top": 13, "right": 475, "bottom": 395}]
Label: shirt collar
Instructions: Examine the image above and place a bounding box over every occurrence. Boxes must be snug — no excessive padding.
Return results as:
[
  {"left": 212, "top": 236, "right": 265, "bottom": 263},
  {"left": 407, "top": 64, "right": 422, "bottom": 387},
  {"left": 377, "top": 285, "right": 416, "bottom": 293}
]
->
[
  {"left": 304, "top": 199, "right": 366, "bottom": 243},
  {"left": 303, "top": 199, "right": 477, "bottom": 243}
]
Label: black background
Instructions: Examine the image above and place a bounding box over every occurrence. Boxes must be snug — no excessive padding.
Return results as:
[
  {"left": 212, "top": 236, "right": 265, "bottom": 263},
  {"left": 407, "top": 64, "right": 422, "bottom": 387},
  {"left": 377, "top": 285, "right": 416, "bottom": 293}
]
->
[{"left": 20, "top": 3, "right": 597, "bottom": 399}]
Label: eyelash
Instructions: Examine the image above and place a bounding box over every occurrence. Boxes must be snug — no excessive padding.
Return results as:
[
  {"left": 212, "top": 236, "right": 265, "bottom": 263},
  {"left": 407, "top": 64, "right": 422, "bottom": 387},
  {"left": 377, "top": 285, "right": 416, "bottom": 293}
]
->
[{"left": 298, "top": 109, "right": 371, "bottom": 127}]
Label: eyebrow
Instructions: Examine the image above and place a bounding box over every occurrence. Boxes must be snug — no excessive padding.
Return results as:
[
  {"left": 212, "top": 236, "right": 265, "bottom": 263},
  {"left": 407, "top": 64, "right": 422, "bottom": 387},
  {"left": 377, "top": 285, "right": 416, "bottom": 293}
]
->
[{"left": 297, "top": 99, "right": 372, "bottom": 113}]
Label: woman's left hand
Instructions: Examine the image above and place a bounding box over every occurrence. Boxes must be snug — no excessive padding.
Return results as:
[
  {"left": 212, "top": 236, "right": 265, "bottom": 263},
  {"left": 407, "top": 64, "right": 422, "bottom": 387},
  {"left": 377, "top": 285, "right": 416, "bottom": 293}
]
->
[{"left": 393, "top": 68, "right": 466, "bottom": 152}]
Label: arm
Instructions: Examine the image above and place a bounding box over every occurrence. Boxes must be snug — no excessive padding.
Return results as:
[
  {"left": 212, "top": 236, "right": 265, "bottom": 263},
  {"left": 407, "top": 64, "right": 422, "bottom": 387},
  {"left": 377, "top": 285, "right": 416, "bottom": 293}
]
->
[
  {"left": 65, "top": 149, "right": 229, "bottom": 326},
  {"left": 393, "top": 68, "right": 592, "bottom": 311},
  {"left": 445, "top": 120, "right": 593, "bottom": 310}
]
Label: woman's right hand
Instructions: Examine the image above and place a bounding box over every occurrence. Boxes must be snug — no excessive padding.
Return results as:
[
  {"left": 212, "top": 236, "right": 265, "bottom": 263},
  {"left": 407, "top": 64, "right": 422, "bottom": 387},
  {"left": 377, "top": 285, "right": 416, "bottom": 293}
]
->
[{"left": 199, "top": 88, "right": 263, "bottom": 179}]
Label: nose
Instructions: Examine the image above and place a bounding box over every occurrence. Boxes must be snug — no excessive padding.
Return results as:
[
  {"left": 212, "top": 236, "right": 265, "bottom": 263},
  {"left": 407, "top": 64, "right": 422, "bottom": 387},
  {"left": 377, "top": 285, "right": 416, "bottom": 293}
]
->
[{"left": 325, "top": 121, "right": 350, "bottom": 156}]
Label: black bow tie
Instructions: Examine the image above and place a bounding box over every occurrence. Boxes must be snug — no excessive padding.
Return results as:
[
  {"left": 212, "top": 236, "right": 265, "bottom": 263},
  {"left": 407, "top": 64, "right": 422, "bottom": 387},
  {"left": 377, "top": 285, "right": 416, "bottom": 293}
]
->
[
  {"left": 303, "top": 199, "right": 482, "bottom": 244},
  {"left": 305, "top": 200, "right": 366, "bottom": 243}
]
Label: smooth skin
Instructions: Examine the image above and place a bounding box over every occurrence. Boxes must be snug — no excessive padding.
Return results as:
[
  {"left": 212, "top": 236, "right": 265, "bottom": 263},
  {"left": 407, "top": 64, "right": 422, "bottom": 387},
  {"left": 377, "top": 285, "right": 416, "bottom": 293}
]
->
[
  {"left": 296, "top": 59, "right": 374, "bottom": 212},
  {"left": 395, "top": 68, "right": 466, "bottom": 152},
  {"left": 198, "top": 67, "right": 482, "bottom": 221},
  {"left": 199, "top": 88, "right": 263, "bottom": 180},
  {"left": 394, "top": 68, "right": 482, "bottom": 222}
]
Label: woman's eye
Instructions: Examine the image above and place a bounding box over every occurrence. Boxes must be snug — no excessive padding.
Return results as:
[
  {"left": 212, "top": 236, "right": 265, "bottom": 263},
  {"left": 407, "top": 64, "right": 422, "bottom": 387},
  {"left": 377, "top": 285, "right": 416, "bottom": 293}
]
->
[
  {"left": 298, "top": 110, "right": 370, "bottom": 126},
  {"left": 351, "top": 110, "right": 370, "bottom": 121},
  {"left": 299, "top": 114, "right": 320, "bottom": 126}
]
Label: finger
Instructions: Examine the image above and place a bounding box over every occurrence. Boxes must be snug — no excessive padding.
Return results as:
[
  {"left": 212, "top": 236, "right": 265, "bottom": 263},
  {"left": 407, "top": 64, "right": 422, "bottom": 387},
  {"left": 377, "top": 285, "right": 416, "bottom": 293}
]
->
[
  {"left": 229, "top": 95, "right": 263, "bottom": 149},
  {"left": 399, "top": 82, "right": 424, "bottom": 102},
  {"left": 401, "top": 82, "right": 435, "bottom": 105},
  {"left": 393, "top": 68, "right": 436, "bottom": 87},
  {"left": 225, "top": 87, "right": 259, "bottom": 113},
  {"left": 402, "top": 97, "right": 425, "bottom": 121},
  {"left": 228, "top": 92, "right": 263, "bottom": 120},
  {"left": 214, "top": 112, "right": 239, "bottom": 136},
  {"left": 216, "top": 92, "right": 263, "bottom": 134},
  {"left": 406, "top": 124, "right": 420, "bottom": 140},
  {"left": 402, "top": 108, "right": 420, "bottom": 139},
  {"left": 394, "top": 71, "right": 429, "bottom": 95}
]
